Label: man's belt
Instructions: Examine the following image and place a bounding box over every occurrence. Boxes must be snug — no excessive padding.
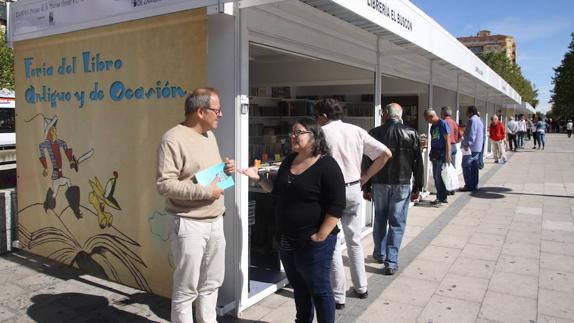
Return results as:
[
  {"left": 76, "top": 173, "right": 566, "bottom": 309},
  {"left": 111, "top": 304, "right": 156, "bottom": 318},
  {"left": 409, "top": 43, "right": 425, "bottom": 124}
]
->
[{"left": 345, "top": 180, "right": 360, "bottom": 187}]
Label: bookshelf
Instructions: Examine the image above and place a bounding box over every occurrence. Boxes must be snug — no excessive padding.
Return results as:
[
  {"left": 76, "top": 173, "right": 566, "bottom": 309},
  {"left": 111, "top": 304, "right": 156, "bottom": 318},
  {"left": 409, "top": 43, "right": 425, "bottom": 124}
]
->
[{"left": 248, "top": 89, "right": 375, "bottom": 166}]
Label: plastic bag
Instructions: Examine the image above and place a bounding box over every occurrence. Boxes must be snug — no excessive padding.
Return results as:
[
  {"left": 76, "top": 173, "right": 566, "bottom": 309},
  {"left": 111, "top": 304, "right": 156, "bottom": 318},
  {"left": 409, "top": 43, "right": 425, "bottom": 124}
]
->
[{"left": 441, "top": 164, "right": 459, "bottom": 191}]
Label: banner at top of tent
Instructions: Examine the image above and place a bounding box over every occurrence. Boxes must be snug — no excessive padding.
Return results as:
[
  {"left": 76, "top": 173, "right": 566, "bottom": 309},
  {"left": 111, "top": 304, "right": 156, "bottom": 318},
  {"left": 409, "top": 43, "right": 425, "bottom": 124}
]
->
[
  {"left": 314, "top": 0, "right": 521, "bottom": 104},
  {"left": 8, "top": 0, "right": 219, "bottom": 42}
]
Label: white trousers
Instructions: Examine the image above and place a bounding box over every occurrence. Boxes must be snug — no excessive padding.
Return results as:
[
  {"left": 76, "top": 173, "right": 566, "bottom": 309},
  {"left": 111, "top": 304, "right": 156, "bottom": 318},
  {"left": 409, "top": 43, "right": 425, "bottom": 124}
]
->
[
  {"left": 491, "top": 139, "right": 507, "bottom": 162},
  {"left": 331, "top": 185, "right": 368, "bottom": 304},
  {"left": 170, "top": 216, "right": 226, "bottom": 323}
]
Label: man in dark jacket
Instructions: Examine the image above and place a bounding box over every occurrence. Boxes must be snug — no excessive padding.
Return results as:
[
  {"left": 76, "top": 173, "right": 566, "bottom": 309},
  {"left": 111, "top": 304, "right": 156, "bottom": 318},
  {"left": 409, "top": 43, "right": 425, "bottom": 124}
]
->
[{"left": 363, "top": 103, "right": 424, "bottom": 275}]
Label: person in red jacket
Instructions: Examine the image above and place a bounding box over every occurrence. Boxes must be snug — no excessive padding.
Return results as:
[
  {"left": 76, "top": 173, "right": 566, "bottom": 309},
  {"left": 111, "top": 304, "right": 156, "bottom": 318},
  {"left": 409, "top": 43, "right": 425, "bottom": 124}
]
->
[{"left": 489, "top": 115, "right": 507, "bottom": 164}]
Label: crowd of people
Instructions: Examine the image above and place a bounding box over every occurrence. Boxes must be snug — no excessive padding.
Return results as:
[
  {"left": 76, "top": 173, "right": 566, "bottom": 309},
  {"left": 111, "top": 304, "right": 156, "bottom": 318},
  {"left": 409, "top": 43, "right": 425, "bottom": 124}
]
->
[
  {"left": 545, "top": 118, "right": 574, "bottom": 134},
  {"left": 155, "top": 87, "right": 560, "bottom": 323}
]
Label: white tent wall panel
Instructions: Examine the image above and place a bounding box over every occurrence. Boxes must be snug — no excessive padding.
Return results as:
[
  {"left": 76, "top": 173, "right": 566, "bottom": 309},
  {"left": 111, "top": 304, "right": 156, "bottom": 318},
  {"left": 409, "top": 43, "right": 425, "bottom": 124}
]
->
[
  {"left": 380, "top": 51, "right": 436, "bottom": 88},
  {"left": 294, "top": 84, "right": 375, "bottom": 97},
  {"left": 245, "top": 3, "right": 377, "bottom": 73},
  {"left": 381, "top": 76, "right": 428, "bottom": 94},
  {"left": 459, "top": 93, "right": 476, "bottom": 109},
  {"left": 207, "top": 12, "right": 242, "bottom": 310},
  {"left": 433, "top": 86, "right": 457, "bottom": 111},
  {"left": 250, "top": 60, "right": 374, "bottom": 87}
]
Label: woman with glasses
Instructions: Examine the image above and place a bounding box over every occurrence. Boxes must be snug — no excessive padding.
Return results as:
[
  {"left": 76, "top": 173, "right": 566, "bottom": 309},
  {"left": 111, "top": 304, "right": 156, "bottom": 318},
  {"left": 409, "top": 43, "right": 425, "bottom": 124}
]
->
[{"left": 240, "top": 118, "right": 345, "bottom": 323}]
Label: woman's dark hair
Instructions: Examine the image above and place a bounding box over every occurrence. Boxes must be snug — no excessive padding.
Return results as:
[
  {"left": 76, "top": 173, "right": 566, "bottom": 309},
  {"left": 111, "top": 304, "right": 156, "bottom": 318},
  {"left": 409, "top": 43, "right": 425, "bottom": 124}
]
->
[
  {"left": 314, "top": 98, "right": 344, "bottom": 121},
  {"left": 294, "top": 117, "right": 330, "bottom": 156}
]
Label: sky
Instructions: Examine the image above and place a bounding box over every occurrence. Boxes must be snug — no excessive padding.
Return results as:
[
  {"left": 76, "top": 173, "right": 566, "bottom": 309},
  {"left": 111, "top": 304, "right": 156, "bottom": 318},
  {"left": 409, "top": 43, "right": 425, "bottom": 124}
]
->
[{"left": 410, "top": 0, "right": 574, "bottom": 113}]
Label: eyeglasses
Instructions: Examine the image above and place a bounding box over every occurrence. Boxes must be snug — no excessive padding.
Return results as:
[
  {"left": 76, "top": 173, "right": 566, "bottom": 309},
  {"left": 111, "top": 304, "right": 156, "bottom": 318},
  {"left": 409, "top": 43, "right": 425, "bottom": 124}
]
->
[
  {"left": 288, "top": 130, "right": 312, "bottom": 137},
  {"left": 204, "top": 106, "right": 223, "bottom": 116}
]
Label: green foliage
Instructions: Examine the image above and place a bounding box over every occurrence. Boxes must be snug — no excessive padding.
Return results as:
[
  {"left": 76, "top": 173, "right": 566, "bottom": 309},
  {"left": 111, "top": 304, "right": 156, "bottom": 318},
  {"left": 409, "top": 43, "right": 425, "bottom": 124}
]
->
[
  {"left": 478, "top": 52, "right": 539, "bottom": 107},
  {"left": 0, "top": 32, "right": 14, "bottom": 90},
  {"left": 550, "top": 32, "right": 574, "bottom": 120}
]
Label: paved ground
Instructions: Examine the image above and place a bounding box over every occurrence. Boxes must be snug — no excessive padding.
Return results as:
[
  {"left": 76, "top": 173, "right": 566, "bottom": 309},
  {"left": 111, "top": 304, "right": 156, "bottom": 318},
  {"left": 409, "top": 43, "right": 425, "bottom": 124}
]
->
[{"left": 1, "top": 133, "right": 574, "bottom": 323}]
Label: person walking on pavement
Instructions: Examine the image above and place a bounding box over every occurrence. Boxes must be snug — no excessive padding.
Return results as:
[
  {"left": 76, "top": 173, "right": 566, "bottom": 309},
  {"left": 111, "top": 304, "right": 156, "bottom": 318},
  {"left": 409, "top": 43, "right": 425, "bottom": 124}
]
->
[
  {"left": 489, "top": 115, "right": 507, "bottom": 163},
  {"left": 424, "top": 108, "right": 451, "bottom": 207},
  {"left": 536, "top": 116, "right": 547, "bottom": 150},
  {"left": 567, "top": 120, "right": 573, "bottom": 138},
  {"left": 506, "top": 116, "right": 518, "bottom": 152},
  {"left": 440, "top": 106, "right": 462, "bottom": 195},
  {"left": 315, "top": 98, "right": 392, "bottom": 309},
  {"left": 531, "top": 118, "right": 540, "bottom": 149},
  {"left": 156, "top": 88, "right": 236, "bottom": 323},
  {"left": 460, "top": 106, "right": 484, "bottom": 192},
  {"left": 517, "top": 115, "right": 527, "bottom": 148},
  {"left": 526, "top": 118, "right": 534, "bottom": 140},
  {"left": 530, "top": 117, "right": 540, "bottom": 149},
  {"left": 363, "top": 103, "right": 424, "bottom": 275}
]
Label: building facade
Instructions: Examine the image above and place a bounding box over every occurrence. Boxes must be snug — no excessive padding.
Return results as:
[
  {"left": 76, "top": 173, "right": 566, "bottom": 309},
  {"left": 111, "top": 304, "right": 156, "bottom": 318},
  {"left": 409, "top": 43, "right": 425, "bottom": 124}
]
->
[{"left": 458, "top": 30, "right": 517, "bottom": 64}]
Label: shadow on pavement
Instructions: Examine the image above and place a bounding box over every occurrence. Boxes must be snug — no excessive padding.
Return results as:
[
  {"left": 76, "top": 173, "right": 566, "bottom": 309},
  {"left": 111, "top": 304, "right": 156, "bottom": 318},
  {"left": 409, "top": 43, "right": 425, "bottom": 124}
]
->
[
  {"left": 27, "top": 293, "right": 156, "bottom": 322},
  {"left": 119, "top": 292, "right": 171, "bottom": 321},
  {"left": 218, "top": 316, "right": 272, "bottom": 323},
  {"left": 470, "top": 186, "right": 512, "bottom": 199},
  {"left": 5, "top": 251, "right": 270, "bottom": 323},
  {"left": 506, "top": 192, "right": 574, "bottom": 199},
  {"left": 415, "top": 200, "right": 445, "bottom": 208}
]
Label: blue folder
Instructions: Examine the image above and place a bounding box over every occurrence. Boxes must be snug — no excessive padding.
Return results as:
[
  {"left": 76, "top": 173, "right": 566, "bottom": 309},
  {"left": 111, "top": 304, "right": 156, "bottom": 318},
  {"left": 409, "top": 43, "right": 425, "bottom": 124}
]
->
[{"left": 195, "top": 162, "right": 235, "bottom": 190}]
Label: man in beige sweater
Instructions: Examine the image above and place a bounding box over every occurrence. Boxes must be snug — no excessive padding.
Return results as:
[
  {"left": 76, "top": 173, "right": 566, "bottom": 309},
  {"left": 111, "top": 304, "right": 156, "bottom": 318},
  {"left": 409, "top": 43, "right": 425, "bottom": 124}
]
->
[{"left": 156, "top": 88, "right": 235, "bottom": 323}]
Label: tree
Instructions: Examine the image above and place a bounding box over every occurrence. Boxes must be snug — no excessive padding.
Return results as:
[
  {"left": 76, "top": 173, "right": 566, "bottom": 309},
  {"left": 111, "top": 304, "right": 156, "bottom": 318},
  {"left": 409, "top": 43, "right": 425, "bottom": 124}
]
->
[
  {"left": 478, "top": 52, "right": 539, "bottom": 107},
  {"left": 0, "top": 32, "right": 14, "bottom": 90},
  {"left": 550, "top": 32, "right": 574, "bottom": 120}
]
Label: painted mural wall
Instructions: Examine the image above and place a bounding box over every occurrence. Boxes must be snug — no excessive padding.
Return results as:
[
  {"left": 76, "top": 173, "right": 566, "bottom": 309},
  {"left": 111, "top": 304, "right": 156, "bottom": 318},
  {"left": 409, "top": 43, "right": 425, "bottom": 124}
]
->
[{"left": 14, "top": 9, "right": 207, "bottom": 298}]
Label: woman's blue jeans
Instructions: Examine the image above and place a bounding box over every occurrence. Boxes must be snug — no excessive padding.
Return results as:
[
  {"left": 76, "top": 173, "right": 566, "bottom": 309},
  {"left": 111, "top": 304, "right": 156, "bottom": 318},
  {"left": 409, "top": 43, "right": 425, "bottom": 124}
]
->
[
  {"left": 538, "top": 132, "right": 545, "bottom": 148},
  {"left": 533, "top": 131, "right": 539, "bottom": 147},
  {"left": 280, "top": 234, "right": 337, "bottom": 323}
]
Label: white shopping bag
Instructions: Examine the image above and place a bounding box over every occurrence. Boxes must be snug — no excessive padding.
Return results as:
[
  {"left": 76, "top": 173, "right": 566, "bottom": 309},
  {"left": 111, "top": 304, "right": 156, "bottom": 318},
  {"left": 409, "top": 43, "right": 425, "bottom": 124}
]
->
[{"left": 441, "top": 164, "right": 459, "bottom": 191}]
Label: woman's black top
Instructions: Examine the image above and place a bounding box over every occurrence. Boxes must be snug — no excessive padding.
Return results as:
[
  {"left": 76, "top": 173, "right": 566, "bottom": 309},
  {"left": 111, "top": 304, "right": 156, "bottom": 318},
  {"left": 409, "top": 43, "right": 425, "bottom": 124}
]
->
[{"left": 272, "top": 153, "right": 345, "bottom": 248}]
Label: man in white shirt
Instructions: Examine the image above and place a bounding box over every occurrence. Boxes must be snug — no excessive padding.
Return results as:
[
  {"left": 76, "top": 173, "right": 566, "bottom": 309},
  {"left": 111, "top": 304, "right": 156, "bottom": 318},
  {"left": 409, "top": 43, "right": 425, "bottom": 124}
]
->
[
  {"left": 516, "top": 115, "right": 527, "bottom": 149},
  {"left": 506, "top": 117, "right": 518, "bottom": 152},
  {"left": 315, "top": 98, "right": 392, "bottom": 309},
  {"left": 567, "top": 120, "right": 573, "bottom": 138}
]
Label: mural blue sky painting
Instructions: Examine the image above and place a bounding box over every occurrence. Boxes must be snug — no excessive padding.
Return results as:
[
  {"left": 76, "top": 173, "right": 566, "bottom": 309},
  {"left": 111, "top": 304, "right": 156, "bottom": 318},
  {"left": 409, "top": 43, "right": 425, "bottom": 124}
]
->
[{"left": 411, "top": 0, "right": 574, "bottom": 112}]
